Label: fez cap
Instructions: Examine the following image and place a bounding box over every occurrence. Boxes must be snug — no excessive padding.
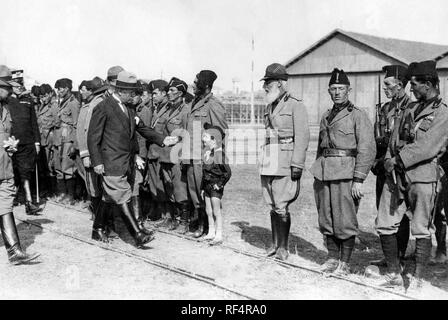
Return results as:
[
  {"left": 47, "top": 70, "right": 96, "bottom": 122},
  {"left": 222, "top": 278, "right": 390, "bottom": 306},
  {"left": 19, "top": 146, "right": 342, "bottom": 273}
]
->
[
  {"left": 260, "top": 63, "right": 288, "bottom": 81},
  {"left": 55, "top": 78, "right": 73, "bottom": 90},
  {"left": 168, "top": 77, "right": 188, "bottom": 95},
  {"left": 204, "top": 122, "right": 225, "bottom": 139},
  {"left": 149, "top": 79, "right": 168, "bottom": 93},
  {"left": 406, "top": 60, "right": 438, "bottom": 79},
  {"left": 196, "top": 70, "right": 217, "bottom": 89},
  {"left": 115, "top": 71, "right": 138, "bottom": 90},
  {"left": 329, "top": 68, "right": 350, "bottom": 86},
  {"left": 107, "top": 66, "right": 125, "bottom": 82},
  {"left": 39, "top": 84, "right": 53, "bottom": 95}
]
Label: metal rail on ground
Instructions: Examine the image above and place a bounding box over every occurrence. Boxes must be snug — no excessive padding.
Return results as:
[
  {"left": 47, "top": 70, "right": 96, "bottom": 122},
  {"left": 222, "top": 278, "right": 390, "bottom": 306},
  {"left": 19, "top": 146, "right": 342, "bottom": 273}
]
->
[{"left": 41, "top": 200, "right": 416, "bottom": 300}]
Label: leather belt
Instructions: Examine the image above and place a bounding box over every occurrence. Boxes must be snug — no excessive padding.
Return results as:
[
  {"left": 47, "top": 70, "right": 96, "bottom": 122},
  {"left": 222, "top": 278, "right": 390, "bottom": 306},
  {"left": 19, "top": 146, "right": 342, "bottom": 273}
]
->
[
  {"left": 265, "top": 136, "right": 294, "bottom": 145},
  {"left": 322, "top": 148, "right": 357, "bottom": 157}
]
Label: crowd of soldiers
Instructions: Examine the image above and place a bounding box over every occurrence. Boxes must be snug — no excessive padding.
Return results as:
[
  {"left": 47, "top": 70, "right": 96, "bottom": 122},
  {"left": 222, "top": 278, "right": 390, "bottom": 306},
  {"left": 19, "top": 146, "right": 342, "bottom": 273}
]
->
[
  {"left": 0, "top": 64, "right": 231, "bottom": 265},
  {"left": 0, "top": 58, "right": 447, "bottom": 292},
  {"left": 260, "top": 59, "right": 448, "bottom": 290}
]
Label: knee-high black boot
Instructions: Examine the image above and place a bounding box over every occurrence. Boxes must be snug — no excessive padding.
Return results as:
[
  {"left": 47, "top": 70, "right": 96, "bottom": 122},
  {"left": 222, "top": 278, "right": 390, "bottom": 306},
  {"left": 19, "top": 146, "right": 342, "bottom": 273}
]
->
[
  {"left": 89, "top": 196, "right": 101, "bottom": 221},
  {"left": 92, "top": 200, "right": 109, "bottom": 243},
  {"left": 397, "top": 215, "right": 410, "bottom": 259},
  {"left": 119, "top": 202, "right": 155, "bottom": 248},
  {"left": 64, "top": 178, "right": 76, "bottom": 205},
  {"left": 0, "top": 213, "right": 40, "bottom": 265},
  {"left": 334, "top": 236, "right": 355, "bottom": 276},
  {"left": 414, "top": 238, "right": 432, "bottom": 279},
  {"left": 23, "top": 179, "right": 41, "bottom": 215},
  {"left": 178, "top": 201, "right": 190, "bottom": 234},
  {"left": 167, "top": 202, "right": 179, "bottom": 231},
  {"left": 379, "top": 234, "right": 404, "bottom": 287},
  {"left": 320, "top": 235, "right": 340, "bottom": 273},
  {"left": 266, "top": 211, "right": 279, "bottom": 257},
  {"left": 131, "top": 196, "right": 153, "bottom": 235},
  {"left": 275, "top": 212, "right": 291, "bottom": 261}
]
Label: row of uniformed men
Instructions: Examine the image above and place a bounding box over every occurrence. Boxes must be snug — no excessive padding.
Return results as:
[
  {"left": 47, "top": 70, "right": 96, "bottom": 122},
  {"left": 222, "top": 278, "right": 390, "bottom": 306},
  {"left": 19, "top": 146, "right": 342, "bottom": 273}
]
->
[{"left": 259, "top": 60, "right": 448, "bottom": 289}]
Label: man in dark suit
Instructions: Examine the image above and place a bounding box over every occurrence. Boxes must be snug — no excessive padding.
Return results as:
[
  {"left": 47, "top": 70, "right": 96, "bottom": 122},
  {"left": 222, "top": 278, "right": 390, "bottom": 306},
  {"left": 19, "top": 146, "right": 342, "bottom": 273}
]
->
[{"left": 87, "top": 71, "right": 178, "bottom": 248}]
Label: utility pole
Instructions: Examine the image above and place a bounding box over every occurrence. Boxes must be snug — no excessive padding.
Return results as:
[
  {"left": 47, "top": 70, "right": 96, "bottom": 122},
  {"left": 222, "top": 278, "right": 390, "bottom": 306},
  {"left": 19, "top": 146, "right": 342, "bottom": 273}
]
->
[{"left": 250, "top": 34, "right": 255, "bottom": 124}]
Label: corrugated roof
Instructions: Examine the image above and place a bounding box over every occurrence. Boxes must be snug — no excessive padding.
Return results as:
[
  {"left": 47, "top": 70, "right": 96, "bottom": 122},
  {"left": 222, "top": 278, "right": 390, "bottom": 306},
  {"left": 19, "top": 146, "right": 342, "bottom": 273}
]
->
[{"left": 285, "top": 29, "right": 448, "bottom": 69}]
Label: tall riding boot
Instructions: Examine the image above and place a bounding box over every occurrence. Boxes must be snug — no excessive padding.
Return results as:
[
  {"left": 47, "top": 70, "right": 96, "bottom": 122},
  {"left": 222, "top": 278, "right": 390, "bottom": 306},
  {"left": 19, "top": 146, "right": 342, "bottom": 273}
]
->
[
  {"left": 119, "top": 202, "right": 155, "bottom": 248},
  {"left": 434, "top": 212, "right": 447, "bottom": 260},
  {"left": 193, "top": 208, "right": 205, "bottom": 238},
  {"left": 379, "top": 234, "right": 404, "bottom": 288},
  {"left": 64, "top": 179, "right": 76, "bottom": 205},
  {"left": 131, "top": 196, "right": 152, "bottom": 235},
  {"left": 275, "top": 212, "right": 291, "bottom": 261},
  {"left": 23, "top": 179, "right": 41, "bottom": 215},
  {"left": 320, "top": 235, "right": 340, "bottom": 273},
  {"left": 89, "top": 196, "right": 101, "bottom": 221},
  {"left": 178, "top": 201, "right": 190, "bottom": 234},
  {"left": 0, "top": 213, "right": 40, "bottom": 265},
  {"left": 266, "top": 211, "right": 279, "bottom": 257},
  {"left": 413, "top": 238, "right": 431, "bottom": 284},
  {"left": 155, "top": 202, "right": 168, "bottom": 227},
  {"left": 55, "top": 179, "right": 67, "bottom": 203},
  {"left": 167, "top": 202, "right": 179, "bottom": 231},
  {"left": 334, "top": 236, "right": 355, "bottom": 276},
  {"left": 92, "top": 201, "right": 109, "bottom": 243},
  {"left": 397, "top": 215, "right": 410, "bottom": 260}
]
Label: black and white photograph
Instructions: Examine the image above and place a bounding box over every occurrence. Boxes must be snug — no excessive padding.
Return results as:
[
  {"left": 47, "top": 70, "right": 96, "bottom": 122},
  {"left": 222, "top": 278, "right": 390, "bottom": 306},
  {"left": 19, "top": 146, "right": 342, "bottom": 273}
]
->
[{"left": 1, "top": 0, "right": 448, "bottom": 303}]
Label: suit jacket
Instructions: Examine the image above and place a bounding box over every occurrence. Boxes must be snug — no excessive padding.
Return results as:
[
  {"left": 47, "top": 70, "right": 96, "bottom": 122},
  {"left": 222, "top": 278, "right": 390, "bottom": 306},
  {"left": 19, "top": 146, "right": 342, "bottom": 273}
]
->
[
  {"left": 387, "top": 97, "right": 448, "bottom": 183},
  {"left": 0, "top": 105, "right": 14, "bottom": 180},
  {"left": 87, "top": 95, "right": 166, "bottom": 176},
  {"left": 310, "top": 102, "right": 376, "bottom": 181},
  {"left": 7, "top": 96, "right": 40, "bottom": 146},
  {"left": 259, "top": 93, "right": 310, "bottom": 176},
  {"left": 77, "top": 93, "right": 105, "bottom": 158},
  {"left": 181, "top": 93, "right": 228, "bottom": 161}
]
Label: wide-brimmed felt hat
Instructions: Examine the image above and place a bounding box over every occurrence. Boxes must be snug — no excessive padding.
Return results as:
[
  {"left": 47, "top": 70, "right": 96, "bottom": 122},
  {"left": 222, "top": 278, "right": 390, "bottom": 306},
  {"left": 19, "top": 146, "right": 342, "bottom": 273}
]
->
[
  {"left": 260, "top": 63, "right": 288, "bottom": 82},
  {"left": 114, "top": 71, "right": 138, "bottom": 90},
  {"left": 107, "top": 65, "right": 124, "bottom": 82}
]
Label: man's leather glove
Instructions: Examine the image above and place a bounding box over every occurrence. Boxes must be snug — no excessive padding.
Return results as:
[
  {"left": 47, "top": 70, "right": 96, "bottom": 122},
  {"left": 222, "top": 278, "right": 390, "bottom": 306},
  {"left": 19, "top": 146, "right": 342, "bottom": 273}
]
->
[{"left": 291, "top": 167, "right": 303, "bottom": 181}]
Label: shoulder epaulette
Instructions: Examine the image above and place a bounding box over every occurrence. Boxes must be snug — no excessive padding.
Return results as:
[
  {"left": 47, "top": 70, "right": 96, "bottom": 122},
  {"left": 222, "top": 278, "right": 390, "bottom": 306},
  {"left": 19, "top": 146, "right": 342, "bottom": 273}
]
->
[{"left": 284, "top": 93, "right": 302, "bottom": 103}]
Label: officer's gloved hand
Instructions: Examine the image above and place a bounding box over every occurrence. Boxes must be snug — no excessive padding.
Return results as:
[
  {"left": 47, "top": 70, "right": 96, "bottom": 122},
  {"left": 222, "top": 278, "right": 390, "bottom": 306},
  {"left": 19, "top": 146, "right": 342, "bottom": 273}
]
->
[{"left": 291, "top": 167, "right": 303, "bottom": 181}]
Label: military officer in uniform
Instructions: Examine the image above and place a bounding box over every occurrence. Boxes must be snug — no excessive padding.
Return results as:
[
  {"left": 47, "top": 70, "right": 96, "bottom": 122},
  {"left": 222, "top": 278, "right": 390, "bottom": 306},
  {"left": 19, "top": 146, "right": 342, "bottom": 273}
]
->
[
  {"left": 370, "top": 65, "right": 412, "bottom": 267},
  {"left": 310, "top": 68, "right": 376, "bottom": 275},
  {"left": 377, "top": 60, "right": 448, "bottom": 288},
  {"left": 159, "top": 77, "right": 190, "bottom": 232},
  {"left": 259, "top": 63, "right": 310, "bottom": 261},
  {"left": 36, "top": 84, "right": 59, "bottom": 197},
  {"left": 146, "top": 80, "right": 170, "bottom": 225},
  {"left": 53, "top": 78, "right": 80, "bottom": 204},
  {"left": 0, "top": 78, "right": 40, "bottom": 264},
  {"left": 77, "top": 77, "right": 108, "bottom": 221},
  {"left": 181, "top": 70, "right": 228, "bottom": 238}
]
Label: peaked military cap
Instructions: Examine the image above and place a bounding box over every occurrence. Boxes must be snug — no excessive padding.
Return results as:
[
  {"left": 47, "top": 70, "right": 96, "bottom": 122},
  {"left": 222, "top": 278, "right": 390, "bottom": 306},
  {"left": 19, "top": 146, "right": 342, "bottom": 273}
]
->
[
  {"left": 260, "top": 63, "right": 288, "bottom": 81},
  {"left": 329, "top": 68, "right": 350, "bottom": 86},
  {"left": 168, "top": 77, "right": 188, "bottom": 95},
  {"left": 406, "top": 60, "right": 438, "bottom": 79},
  {"left": 149, "top": 79, "right": 168, "bottom": 93},
  {"left": 0, "top": 65, "right": 21, "bottom": 87}
]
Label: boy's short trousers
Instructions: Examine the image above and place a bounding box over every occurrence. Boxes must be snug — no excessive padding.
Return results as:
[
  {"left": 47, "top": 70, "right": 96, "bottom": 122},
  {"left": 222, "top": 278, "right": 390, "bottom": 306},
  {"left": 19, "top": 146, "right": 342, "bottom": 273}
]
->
[{"left": 203, "top": 183, "right": 224, "bottom": 199}]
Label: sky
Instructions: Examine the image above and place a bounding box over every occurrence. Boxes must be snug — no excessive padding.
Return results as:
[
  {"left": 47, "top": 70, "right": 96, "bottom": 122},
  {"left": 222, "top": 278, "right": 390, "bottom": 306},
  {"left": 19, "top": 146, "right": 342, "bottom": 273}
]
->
[{"left": 1, "top": 0, "right": 448, "bottom": 91}]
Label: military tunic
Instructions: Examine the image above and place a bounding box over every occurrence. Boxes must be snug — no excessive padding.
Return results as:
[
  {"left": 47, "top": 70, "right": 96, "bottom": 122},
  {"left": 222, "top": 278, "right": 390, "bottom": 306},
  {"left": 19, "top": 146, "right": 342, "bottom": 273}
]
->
[
  {"left": 53, "top": 93, "right": 80, "bottom": 179},
  {"left": 36, "top": 98, "right": 59, "bottom": 177},
  {"left": 181, "top": 92, "right": 228, "bottom": 210},
  {"left": 310, "top": 101, "right": 376, "bottom": 239},
  {"left": 372, "top": 93, "right": 411, "bottom": 208},
  {"left": 259, "top": 92, "right": 310, "bottom": 216},
  {"left": 145, "top": 100, "right": 170, "bottom": 202},
  {"left": 159, "top": 100, "right": 190, "bottom": 205},
  {"left": 0, "top": 105, "right": 16, "bottom": 216},
  {"left": 76, "top": 93, "right": 105, "bottom": 197},
  {"left": 376, "top": 97, "right": 448, "bottom": 239}
]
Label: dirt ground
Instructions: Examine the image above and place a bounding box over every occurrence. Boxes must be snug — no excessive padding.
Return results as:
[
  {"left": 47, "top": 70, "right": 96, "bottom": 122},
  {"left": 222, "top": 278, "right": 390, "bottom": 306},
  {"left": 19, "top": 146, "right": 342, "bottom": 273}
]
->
[{"left": 2, "top": 142, "right": 448, "bottom": 300}]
